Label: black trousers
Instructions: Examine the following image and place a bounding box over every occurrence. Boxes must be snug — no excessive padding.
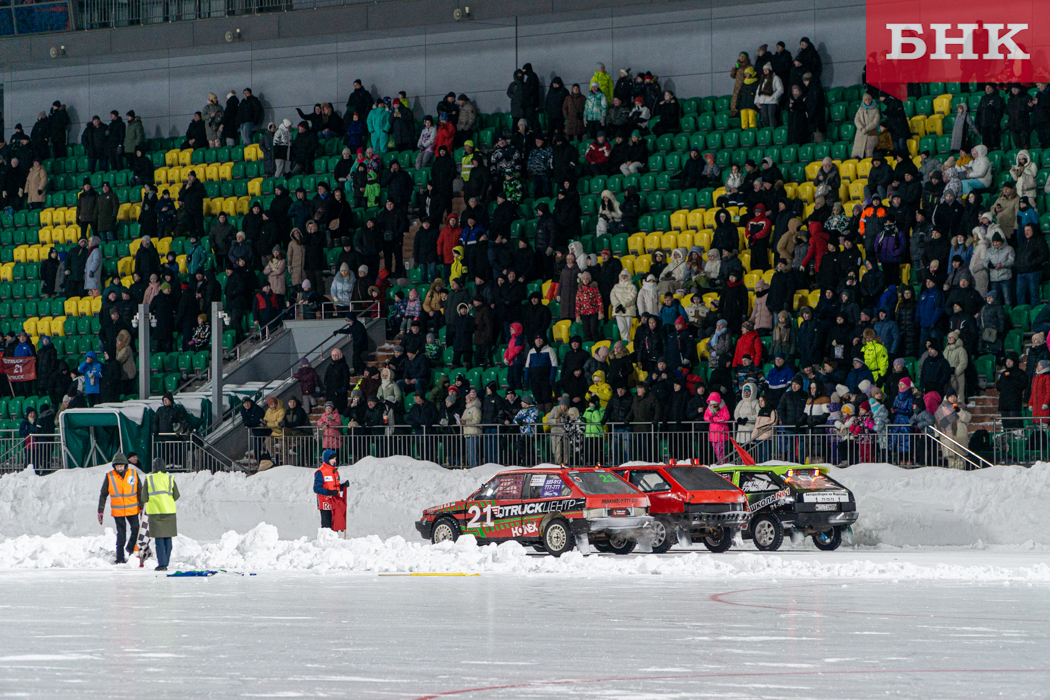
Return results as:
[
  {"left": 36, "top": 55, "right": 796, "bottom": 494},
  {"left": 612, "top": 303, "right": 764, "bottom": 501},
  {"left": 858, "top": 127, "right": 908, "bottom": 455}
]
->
[
  {"left": 382, "top": 239, "right": 404, "bottom": 277},
  {"left": 114, "top": 515, "right": 140, "bottom": 560},
  {"left": 320, "top": 509, "right": 333, "bottom": 529}
]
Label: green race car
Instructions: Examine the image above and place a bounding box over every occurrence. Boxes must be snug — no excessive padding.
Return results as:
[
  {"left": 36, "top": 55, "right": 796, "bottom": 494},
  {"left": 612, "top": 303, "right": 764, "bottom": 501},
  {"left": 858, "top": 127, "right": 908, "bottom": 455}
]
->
[{"left": 710, "top": 464, "right": 858, "bottom": 551}]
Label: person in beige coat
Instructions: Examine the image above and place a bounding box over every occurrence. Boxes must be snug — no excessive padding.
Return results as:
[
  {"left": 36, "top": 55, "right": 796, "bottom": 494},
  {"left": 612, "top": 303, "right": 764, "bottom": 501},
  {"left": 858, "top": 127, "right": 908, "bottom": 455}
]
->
[
  {"left": 460, "top": 389, "right": 482, "bottom": 466},
  {"left": 287, "top": 228, "right": 305, "bottom": 288},
  {"left": 610, "top": 269, "right": 638, "bottom": 342},
  {"left": 852, "top": 94, "right": 881, "bottom": 159},
  {"left": 934, "top": 391, "right": 971, "bottom": 469},
  {"left": 26, "top": 158, "right": 48, "bottom": 208},
  {"left": 545, "top": 397, "right": 581, "bottom": 464},
  {"left": 263, "top": 248, "right": 287, "bottom": 298},
  {"left": 943, "top": 330, "right": 968, "bottom": 401},
  {"left": 775, "top": 217, "right": 804, "bottom": 264}
]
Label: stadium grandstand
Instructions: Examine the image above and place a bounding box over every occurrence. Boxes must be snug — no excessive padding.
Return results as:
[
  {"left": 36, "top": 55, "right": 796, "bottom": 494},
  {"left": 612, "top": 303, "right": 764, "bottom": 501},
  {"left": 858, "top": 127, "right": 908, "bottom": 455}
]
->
[{"left": 0, "top": 0, "right": 1045, "bottom": 475}]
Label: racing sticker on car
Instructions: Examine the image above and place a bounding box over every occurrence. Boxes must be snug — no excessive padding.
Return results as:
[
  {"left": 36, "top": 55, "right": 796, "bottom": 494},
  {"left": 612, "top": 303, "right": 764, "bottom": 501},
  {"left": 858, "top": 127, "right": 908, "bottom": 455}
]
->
[
  {"left": 746, "top": 488, "right": 792, "bottom": 513},
  {"left": 495, "top": 498, "right": 587, "bottom": 518},
  {"left": 740, "top": 473, "right": 777, "bottom": 493},
  {"left": 541, "top": 477, "right": 566, "bottom": 498}
]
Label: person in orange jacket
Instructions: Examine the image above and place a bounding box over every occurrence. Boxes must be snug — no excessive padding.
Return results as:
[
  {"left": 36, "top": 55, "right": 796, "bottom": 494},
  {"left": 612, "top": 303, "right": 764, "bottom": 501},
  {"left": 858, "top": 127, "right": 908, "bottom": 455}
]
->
[
  {"left": 314, "top": 449, "right": 348, "bottom": 529},
  {"left": 97, "top": 452, "right": 147, "bottom": 564}
]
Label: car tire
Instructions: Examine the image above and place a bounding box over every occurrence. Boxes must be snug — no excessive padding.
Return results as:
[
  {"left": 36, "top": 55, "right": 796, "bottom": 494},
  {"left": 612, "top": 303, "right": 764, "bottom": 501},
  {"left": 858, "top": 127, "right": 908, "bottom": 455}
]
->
[
  {"left": 751, "top": 514, "right": 783, "bottom": 552},
  {"left": 542, "top": 518, "right": 573, "bottom": 557},
  {"left": 591, "top": 541, "right": 611, "bottom": 553},
  {"left": 532, "top": 544, "right": 546, "bottom": 553},
  {"left": 812, "top": 527, "right": 843, "bottom": 551},
  {"left": 650, "top": 517, "right": 677, "bottom": 554},
  {"left": 430, "top": 517, "right": 460, "bottom": 544},
  {"left": 702, "top": 526, "right": 733, "bottom": 553},
  {"left": 606, "top": 532, "right": 637, "bottom": 555}
]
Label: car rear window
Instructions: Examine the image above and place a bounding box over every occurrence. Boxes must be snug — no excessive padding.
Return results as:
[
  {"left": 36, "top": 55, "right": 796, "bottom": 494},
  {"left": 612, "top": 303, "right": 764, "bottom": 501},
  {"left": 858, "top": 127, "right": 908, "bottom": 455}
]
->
[
  {"left": 667, "top": 466, "right": 739, "bottom": 491},
  {"left": 568, "top": 470, "right": 636, "bottom": 495}
]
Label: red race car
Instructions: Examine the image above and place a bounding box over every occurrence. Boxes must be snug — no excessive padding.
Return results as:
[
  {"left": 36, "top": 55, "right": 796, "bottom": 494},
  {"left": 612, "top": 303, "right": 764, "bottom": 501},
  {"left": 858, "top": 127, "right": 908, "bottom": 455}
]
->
[
  {"left": 415, "top": 467, "right": 655, "bottom": 556},
  {"left": 609, "top": 463, "right": 750, "bottom": 553}
]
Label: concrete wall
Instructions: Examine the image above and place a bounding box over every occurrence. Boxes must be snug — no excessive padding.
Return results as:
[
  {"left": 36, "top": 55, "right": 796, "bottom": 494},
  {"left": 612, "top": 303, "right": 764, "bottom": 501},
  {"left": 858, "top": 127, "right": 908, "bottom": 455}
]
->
[{"left": 2, "top": 0, "right": 865, "bottom": 139}]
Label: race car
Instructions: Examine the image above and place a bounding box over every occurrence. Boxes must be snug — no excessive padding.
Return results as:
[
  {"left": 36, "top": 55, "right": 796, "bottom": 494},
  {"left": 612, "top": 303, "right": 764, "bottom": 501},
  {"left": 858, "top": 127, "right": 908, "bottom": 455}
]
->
[
  {"left": 608, "top": 463, "right": 749, "bottom": 553},
  {"left": 415, "top": 467, "right": 655, "bottom": 556},
  {"left": 711, "top": 464, "right": 858, "bottom": 551}
]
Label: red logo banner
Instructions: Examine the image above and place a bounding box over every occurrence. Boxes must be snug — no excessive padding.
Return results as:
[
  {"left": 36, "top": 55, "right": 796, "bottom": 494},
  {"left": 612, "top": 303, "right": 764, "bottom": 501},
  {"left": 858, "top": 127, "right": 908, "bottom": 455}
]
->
[
  {"left": 2, "top": 357, "right": 37, "bottom": 382},
  {"left": 866, "top": 0, "right": 1050, "bottom": 98}
]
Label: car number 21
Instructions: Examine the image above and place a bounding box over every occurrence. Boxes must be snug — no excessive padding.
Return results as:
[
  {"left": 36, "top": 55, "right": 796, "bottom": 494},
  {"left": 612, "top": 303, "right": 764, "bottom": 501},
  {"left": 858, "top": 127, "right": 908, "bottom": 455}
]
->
[{"left": 466, "top": 504, "right": 495, "bottom": 529}]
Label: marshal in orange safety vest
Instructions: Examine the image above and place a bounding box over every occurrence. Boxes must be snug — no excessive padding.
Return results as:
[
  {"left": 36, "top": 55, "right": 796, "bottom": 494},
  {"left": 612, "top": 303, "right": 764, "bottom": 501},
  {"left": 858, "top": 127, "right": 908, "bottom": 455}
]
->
[{"left": 98, "top": 459, "right": 144, "bottom": 519}]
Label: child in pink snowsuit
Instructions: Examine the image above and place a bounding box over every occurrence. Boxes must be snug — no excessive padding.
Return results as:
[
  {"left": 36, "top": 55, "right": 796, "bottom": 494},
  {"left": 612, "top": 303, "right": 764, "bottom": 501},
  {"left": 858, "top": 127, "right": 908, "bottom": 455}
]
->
[{"left": 704, "top": 391, "right": 732, "bottom": 461}]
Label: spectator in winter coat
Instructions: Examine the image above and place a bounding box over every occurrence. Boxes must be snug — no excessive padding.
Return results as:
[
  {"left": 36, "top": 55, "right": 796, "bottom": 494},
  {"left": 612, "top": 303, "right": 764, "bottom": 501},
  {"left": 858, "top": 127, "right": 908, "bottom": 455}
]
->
[
  {"left": 1030, "top": 360, "right": 1050, "bottom": 424},
  {"left": 733, "top": 321, "right": 763, "bottom": 367},
  {"left": 1014, "top": 224, "right": 1049, "bottom": 307},
  {"left": 986, "top": 232, "right": 1016, "bottom": 307},
  {"left": 610, "top": 271, "right": 638, "bottom": 342},
  {"left": 852, "top": 94, "right": 881, "bottom": 159}
]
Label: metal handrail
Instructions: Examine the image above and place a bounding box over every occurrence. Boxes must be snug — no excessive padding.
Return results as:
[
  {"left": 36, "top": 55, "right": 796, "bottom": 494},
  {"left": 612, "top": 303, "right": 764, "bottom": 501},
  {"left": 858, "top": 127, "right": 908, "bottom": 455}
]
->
[
  {"left": 928, "top": 425, "right": 996, "bottom": 470},
  {"left": 152, "top": 432, "right": 245, "bottom": 473}
]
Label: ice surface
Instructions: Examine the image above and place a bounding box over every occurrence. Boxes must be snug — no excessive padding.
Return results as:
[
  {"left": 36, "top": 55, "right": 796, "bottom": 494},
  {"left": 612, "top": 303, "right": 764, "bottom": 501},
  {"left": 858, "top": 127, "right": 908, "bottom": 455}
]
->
[{"left": 0, "top": 570, "right": 1048, "bottom": 698}]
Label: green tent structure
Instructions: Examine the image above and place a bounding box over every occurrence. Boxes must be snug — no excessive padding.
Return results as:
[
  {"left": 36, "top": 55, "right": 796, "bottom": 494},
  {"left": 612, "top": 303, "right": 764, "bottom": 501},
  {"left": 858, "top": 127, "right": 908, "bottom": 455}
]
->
[{"left": 59, "top": 407, "right": 156, "bottom": 469}]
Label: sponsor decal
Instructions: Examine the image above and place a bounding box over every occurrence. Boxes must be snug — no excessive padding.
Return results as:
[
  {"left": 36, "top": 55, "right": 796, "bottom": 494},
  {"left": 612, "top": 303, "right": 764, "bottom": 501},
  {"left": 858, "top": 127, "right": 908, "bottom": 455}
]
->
[
  {"left": 803, "top": 492, "right": 849, "bottom": 503},
  {"left": 866, "top": 0, "right": 1050, "bottom": 98},
  {"left": 495, "top": 498, "right": 586, "bottom": 518},
  {"left": 746, "top": 489, "right": 791, "bottom": 514}
]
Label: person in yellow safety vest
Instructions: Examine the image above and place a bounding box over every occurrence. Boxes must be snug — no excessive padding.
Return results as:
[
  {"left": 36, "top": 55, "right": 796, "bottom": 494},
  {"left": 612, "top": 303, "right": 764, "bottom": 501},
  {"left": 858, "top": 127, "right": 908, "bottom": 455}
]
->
[
  {"left": 460, "top": 141, "right": 476, "bottom": 182},
  {"left": 97, "top": 452, "right": 146, "bottom": 564},
  {"left": 146, "top": 457, "right": 180, "bottom": 572},
  {"left": 314, "top": 449, "right": 348, "bottom": 529}
]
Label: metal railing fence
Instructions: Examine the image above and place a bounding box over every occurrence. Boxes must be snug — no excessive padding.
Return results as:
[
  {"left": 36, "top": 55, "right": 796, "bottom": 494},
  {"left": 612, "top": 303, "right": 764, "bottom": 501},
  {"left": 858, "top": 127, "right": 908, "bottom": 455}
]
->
[
  {"left": 241, "top": 423, "right": 988, "bottom": 471},
  {"left": 152, "top": 432, "right": 243, "bottom": 472},
  {"left": 81, "top": 0, "right": 376, "bottom": 30},
  {"left": 990, "top": 417, "right": 1050, "bottom": 466},
  {"left": 0, "top": 432, "right": 64, "bottom": 474}
]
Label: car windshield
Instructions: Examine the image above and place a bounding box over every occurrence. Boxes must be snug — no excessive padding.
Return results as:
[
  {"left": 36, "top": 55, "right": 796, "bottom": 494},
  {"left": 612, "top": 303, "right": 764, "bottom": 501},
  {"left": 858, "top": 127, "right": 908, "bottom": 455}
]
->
[
  {"left": 667, "top": 466, "right": 738, "bottom": 491},
  {"left": 569, "top": 470, "right": 636, "bottom": 495}
]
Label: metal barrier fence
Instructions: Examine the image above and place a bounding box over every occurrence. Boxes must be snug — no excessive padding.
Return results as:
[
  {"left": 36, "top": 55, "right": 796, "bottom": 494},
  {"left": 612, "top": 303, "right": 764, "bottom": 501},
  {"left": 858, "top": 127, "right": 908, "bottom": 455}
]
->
[
  {"left": 990, "top": 417, "right": 1050, "bottom": 466},
  {"left": 82, "top": 0, "right": 374, "bottom": 29},
  {"left": 242, "top": 423, "right": 986, "bottom": 470},
  {"left": 0, "top": 432, "right": 64, "bottom": 473},
  {"left": 153, "top": 432, "right": 243, "bottom": 472}
]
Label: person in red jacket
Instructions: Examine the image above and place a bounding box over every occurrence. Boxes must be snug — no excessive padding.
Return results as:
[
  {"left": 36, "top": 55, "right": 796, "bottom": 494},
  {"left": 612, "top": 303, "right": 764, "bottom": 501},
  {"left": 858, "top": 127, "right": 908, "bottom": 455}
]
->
[
  {"left": 747, "top": 203, "right": 773, "bottom": 271},
  {"left": 732, "top": 320, "right": 763, "bottom": 366},
  {"left": 575, "top": 270, "right": 604, "bottom": 341},
  {"left": 437, "top": 213, "right": 462, "bottom": 281},
  {"left": 801, "top": 221, "right": 830, "bottom": 272},
  {"left": 1030, "top": 359, "right": 1050, "bottom": 424},
  {"left": 503, "top": 322, "right": 528, "bottom": 391},
  {"left": 314, "top": 449, "right": 348, "bottom": 530},
  {"left": 584, "top": 132, "right": 612, "bottom": 176}
]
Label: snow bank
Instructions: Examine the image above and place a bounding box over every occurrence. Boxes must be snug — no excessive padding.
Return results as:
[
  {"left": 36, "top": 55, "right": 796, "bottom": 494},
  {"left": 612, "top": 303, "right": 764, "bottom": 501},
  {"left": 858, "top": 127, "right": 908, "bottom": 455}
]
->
[
  {"left": 0, "top": 457, "right": 502, "bottom": 541},
  {"left": 3, "top": 526, "right": 1050, "bottom": 581},
  {"left": 3, "top": 458, "right": 1050, "bottom": 548}
]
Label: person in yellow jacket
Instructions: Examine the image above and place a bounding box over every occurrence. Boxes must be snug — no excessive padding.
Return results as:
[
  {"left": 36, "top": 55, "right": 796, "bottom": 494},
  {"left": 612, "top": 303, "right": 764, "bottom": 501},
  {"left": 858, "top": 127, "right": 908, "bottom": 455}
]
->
[
  {"left": 145, "top": 457, "right": 180, "bottom": 571},
  {"left": 451, "top": 245, "right": 467, "bottom": 283},
  {"left": 590, "top": 62, "right": 614, "bottom": 104},
  {"left": 460, "top": 141, "right": 476, "bottom": 182},
  {"left": 97, "top": 452, "right": 146, "bottom": 564},
  {"left": 861, "top": 328, "right": 889, "bottom": 382},
  {"left": 586, "top": 370, "right": 612, "bottom": 408}
]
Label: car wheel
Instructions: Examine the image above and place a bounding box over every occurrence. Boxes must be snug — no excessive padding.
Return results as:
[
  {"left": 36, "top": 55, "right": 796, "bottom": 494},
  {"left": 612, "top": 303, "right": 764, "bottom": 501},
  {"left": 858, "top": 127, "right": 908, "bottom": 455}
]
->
[
  {"left": 542, "top": 518, "right": 573, "bottom": 557},
  {"left": 650, "top": 517, "right": 676, "bottom": 554},
  {"left": 606, "top": 532, "right": 637, "bottom": 555},
  {"left": 702, "top": 526, "right": 733, "bottom": 553},
  {"left": 591, "top": 541, "right": 611, "bottom": 553},
  {"left": 751, "top": 514, "right": 783, "bottom": 552},
  {"left": 812, "top": 527, "right": 843, "bottom": 551},
  {"left": 430, "top": 517, "right": 460, "bottom": 544}
]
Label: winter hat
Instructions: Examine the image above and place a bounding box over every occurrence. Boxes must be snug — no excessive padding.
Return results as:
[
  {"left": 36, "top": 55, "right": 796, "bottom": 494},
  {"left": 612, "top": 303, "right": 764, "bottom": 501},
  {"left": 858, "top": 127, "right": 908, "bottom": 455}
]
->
[
  {"left": 674, "top": 316, "right": 687, "bottom": 329},
  {"left": 742, "top": 321, "right": 754, "bottom": 331},
  {"left": 791, "top": 374, "right": 804, "bottom": 386},
  {"left": 445, "top": 395, "right": 457, "bottom": 405},
  {"left": 282, "top": 118, "right": 292, "bottom": 128},
  {"left": 858, "top": 379, "right": 873, "bottom": 395},
  {"left": 560, "top": 395, "right": 571, "bottom": 406},
  {"left": 841, "top": 404, "right": 854, "bottom": 417},
  {"left": 899, "top": 377, "right": 913, "bottom": 390},
  {"left": 852, "top": 356, "right": 864, "bottom": 365},
  {"left": 112, "top": 452, "right": 129, "bottom": 466},
  {"left": 1038, "top": 360, "right": 1050, "bottom": 374},
  {"left": 893, "top": 357, "right": 906, "bottom": 369},
  {"left": 302, "top": 279, "right": 312, "bottom": 290},
  {"left": 322, "top": 449, "right": 338, "bottom": 463},
  {"left": 830, "top": 392, "right": 841, "bottom": 404},
  {"left": 325, "top": 401, "right": 335, "bottom": 409},
  {"left": 836, "top": 384, "right": 850, "bottom": 397},
  {"left": 522, "top": 395, "right": 535, "bottom": 405}
]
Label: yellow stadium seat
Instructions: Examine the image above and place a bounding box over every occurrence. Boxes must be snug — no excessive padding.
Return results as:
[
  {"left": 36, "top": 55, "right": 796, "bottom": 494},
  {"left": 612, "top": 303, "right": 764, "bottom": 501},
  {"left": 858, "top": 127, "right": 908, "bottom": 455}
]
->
[
  {"left": 154, "top": 167, "right": 168, "bottom": 184},
  {"left": 164, "top": 150, "right": 180, "bottom": 167},
  {"left": 0, "top": 263, "right": 12, "bottom": 282},
  {"left": 64, "top": 297, "right": 80, "bottom": 316},
  {"left": 77, "top": 298, "right": 92, "bottom": 316},
  {"left": 541, "top": 279, "right": 553, "bottom": 304},
  {"left": 13, "top": 246, "right": 27, "bottom": 263},
  {"left": 678, "top": 231, "right": 694, "bottom": 249},
  {"left": 23, "top": 318, "right": 37, "bottom": 336},
  {"left": 167, "top": 183, "right": 182, "bottom": 199},
  {"left": 737, "top": 228, "right": 748, "bottom": 251},
  {"left": 726, "top": 206, "right": 741, "bottom": 221},
  {"left": 901, "top": 263, "right": 911, "bottom": 284},
  {"left": 620, "top": 255, "right": 635, "bottom": 275},
  {"left": 838, "top": 160, "right": 858, "bottom": 182},
  {"left": 129, "top": 239, "right": 142, "bottom": 257},
  {"left": 627, "top": 233, "right": 645, "bottom": 255},
  {"left": 660, "top": 233, "right": 677, "bottom": 251},
  {"left": 634, "top": 254, "right": 652, "bottom": 274},
  {"left": 176, "top": 254, "right": 187, "bottom": 274},
  {"left": 117, "top": 257, "right": 134, "bottom": 276},
  {"left": 849, "top": 180, "right": 867, "bottom": 200},
  {"left": 712, "top": 187, "right": 726, "bottom": 202},
  {"left": 205, "top": 164, "right": 221, "bottom": 182},
  {"left": 63, "top": 208, "right": 77, "bottom": 225},
  {"left": 219, "top": 163, "right": 233, "bottom": 181},
  {"left": 803, "top": 203, "right": 815, "bottom": 218},
  {"left": 157, "top": 237, "right": 172, "bottom": 256},
  {"left": 248, "top": 178, "right": 263, "bottom": 198},
  {"left": 804, "top": 161, "right": 821, "bottom": 180},
  {"left": 552, "top": 320, "right": 572, "bottom": 344},
  {"left": 27, "top": 245, "right": 41, "bottom": 263},
  {"left": 91, "top": 296, "right": 102, "bottom": 314},
  {"left": 694, "top": 229, "right": 713, "bottom": 250},
  {"left": 783, "top": 182, "right": 798, "bottom": 200},
  {"left": 117, "top": 203, "right": 132, "bottom": 222},
  {"left": 857, "top": 158, "right": 872, "bottom": 179},
  {"left": 908, "top": 115, "right": 927, "bottom": 138},
  {"left": 65, "top": 226, "right": 82, "bottom": 244},
  {"left": 687, "top": 210, "right": 706, "bottom": 230},
  {"left": 244, "top": 144, "right": 261, "bottom": 162},
  {"left": 40, "top": 209, "right": 54, "bottom": 227},
  {"left": 132, "top": 204, "right": 142, "bottom": 220},
  {"left": 926, "top": 114, "right": 944, "bottom": 136},
  {"left": 235, "top": 196, "right": 250, "bottom": 215},
  {"left": 222, "top": 198, "right": 238, "bottom": 216},
  {"left": 121, "top": 276, "right": 133, "bottom": 288},
  {"left": 738, "top": 250, "right": 751, "bottom": 272},
  {"left": 52, "top": 317, "right": 66, "bottom": 336},
  {"left": 762, "top": 269, "right": 775, "bottom": 284},
  {"left": 669, "top": 210, "right": 688, "bottom": 231},
  {"left": 933, "top": 94, "right": 952, "bottom": 116},
  {"left": 591, "top": 340, "right": 611, "bottom": 357},
  {"left": 796, "top": 182, "right": 815, "bottom": 203},
  {"left": 743, "top": 271, "right": 761, "bottom": 289},
  {"left": 838, "top": 183, "right": 850, "bottom": 203},
  {"left": 39, "top": 245, "right": 53, "bottom": 262},
  {"left": 644, "top": 233, "right": 661, "bottom": 253},
  {"left": 697, "top": 337, "right": 710, "bottom": 359},
  {"left": 907, "top": 138, "right": 919, "bottom": 157},
  {"left": 793, "top": 290, "right": 809, "bottom": 309},
  {"left": 703, "top": 209, "right": 719, "bottom": 229},
  {"left": 178, "top": 149, "right": 193, "bottom": 166}
]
